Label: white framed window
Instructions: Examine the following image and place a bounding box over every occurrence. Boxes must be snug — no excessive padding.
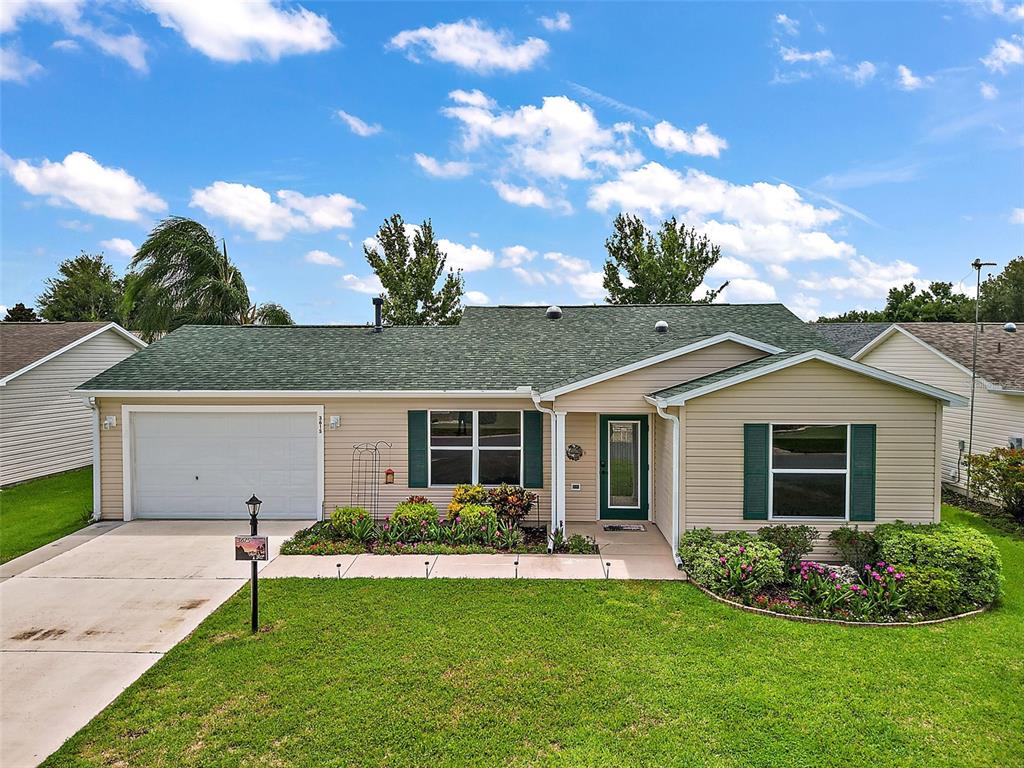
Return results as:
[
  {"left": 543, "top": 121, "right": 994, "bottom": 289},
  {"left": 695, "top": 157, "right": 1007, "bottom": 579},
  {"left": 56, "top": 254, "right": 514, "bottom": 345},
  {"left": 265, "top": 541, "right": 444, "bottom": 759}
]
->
[
  {"left": 428, "top": 410, "right": 522, "bottom": 487},
  {"left": 768, "top": 423, "right": 849, "bottom": 520}
]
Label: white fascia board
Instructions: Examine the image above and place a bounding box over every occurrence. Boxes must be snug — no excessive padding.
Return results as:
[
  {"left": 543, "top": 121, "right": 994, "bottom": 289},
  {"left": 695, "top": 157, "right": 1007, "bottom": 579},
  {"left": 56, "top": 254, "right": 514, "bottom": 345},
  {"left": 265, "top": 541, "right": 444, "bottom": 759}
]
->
[
  {"left": 0, "top": 323, "right": 146, "bottom": 387},
  {"left": 537, "top": 333, "right": 783, "bottom": 399},
  {"left": 852, "top": 324, "right": 982, "bottom": 377},
  {"left": 72, "top": 388, "right": 534, "bottom": 399},
  {"left": 659, "top": 350, "right": 969, "bottom": 407},
  {"left": 987, "top": 384, "right": 1024, "bottom": 396}
]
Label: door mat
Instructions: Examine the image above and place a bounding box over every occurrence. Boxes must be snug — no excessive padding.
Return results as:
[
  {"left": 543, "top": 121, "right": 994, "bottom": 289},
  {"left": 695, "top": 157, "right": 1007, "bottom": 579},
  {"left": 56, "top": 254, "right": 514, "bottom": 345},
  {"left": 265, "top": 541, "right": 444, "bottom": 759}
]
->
[{"left": 602, "top": 524, "right": 646, "bottom": 532}]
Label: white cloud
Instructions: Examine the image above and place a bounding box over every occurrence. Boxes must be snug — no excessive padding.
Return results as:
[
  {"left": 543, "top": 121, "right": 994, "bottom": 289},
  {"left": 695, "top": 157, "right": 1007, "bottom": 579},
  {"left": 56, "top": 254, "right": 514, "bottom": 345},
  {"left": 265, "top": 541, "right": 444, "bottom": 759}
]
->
[
  {"left": 499, "top": 244, "right": 537, "bottom": 267},
  {"left": 707, "top": 256, "right": 757, "bottom": 280},
  {"left": 512, "top": 266, "right": 548, "bottom": 286},
  {"left": 797, "top": 255, "right": 920, "bottom": 299},
  {"left": 896, "top": 64, "right": 931, "bottom": 91},
  {"left": 985, "top": 1, "right": 1024, "bottom": 20},
  {"left": 842, "top": 61, "right": 877, "bottom": 86},
  {"left": 981, "top": 36, "right": 1024, "bottom": 73},
  {"left": 538, "top": 11, "right": 571, "bottom": 32},
  {"left": 644, "top": 121, "right": 728, "bottom": 158},
  {"left": 543, "top": 251, "right": 604, "bottom": 299},
  {"left": 1010, "top": 208, "right": 1024, "bottom": 224},
  {"left": 448, "top": 88, "right": 494, "bottom": 108},
  {"left": 0, "top": 45, "right": 43, "bottom": 82},
  {"left": 190, "top": 182, "right": 363, "bottom": 240},
  {"left": 775, "top": 14, "right": 800, "bottom": 36},
  {"left": 58, "top": 218, "right": 92, "bottom": 231},
  {"left": 780, "top": 47, "right": 834, "bottom": 65},
  {"left": 767, "top": 264, "right": 790, "bottom": 280},
  {"left": 3, "top": 150, "right": 167, "bottom": 221},
  {"left": 99, "top": 237, "right": 137, "bottom": 258},
  {"left": 464, "top": 290, "right": 491, "bottom": 305},
  {"left": 142, "top": 0, "right": 335, "bottom": 62},
  {"left": 717, "top": 278, "right": 778, "bottom": 303},
  {"left": 980, "top": 81, "right": 999, "bottom": 100},
  {"left": 305, "top": 249, "right": 342, "bottom": 267},
  {"left": 389, "top": 18, "right": 548, "bottom": 73},
  {"left": 567, "top": 82, "right": 655, "bottom": 122},
  {"left": 788, "top": 292, "right": 821, "bottom": 321},
  {"left": 51, "top": 38, "right": 79, "bottom": 51},
  {"left": 437, "top": 239, "right": 494, "bottom": 272},
  {"left": 492, "top": 181, "right": 566, "bottom": 211},
  {"left": 414, "top": 153, "right": 473, "bottom": 179},
  {"left": 341, "top": 273, "right": 383, "bottom": 295},
  {"left": 444, "top": 93, "right": 642, "bottom": 181},
  {"left": 337, "top": 110, "right": 381, "bottom": 137}
]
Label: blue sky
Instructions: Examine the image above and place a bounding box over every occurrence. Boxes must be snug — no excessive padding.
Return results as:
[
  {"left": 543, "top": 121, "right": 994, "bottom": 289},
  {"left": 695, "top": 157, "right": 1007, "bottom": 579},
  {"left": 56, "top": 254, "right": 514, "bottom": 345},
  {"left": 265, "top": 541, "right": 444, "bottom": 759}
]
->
[{"left": 2, "top": 1, "right": 1022, "bottom": 324}]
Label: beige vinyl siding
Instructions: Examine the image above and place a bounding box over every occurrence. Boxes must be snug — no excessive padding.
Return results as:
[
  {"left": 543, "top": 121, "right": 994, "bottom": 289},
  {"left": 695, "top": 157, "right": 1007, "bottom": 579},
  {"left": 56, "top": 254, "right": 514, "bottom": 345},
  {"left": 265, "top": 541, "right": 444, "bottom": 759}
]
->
[
  {"left": 652, "top": 410, "right": 674, "bottom": 542},
  {"left": 96, "top": 397, "right": 551, "bottom": 522},
  {"left": 683, "top": 359, "right": 940, "bottom": 557},
  {"left": 0, "top": 331, "right": 140, "bottom": 486},
  {"left": 563, "top": 412, "right": 598, "bottom": 522},
  {"left": 554, "top": 341, "right": 766, "bottom": 411},
  {"left": 860, "top": 331, "right": 1024, "bottom": 491}
]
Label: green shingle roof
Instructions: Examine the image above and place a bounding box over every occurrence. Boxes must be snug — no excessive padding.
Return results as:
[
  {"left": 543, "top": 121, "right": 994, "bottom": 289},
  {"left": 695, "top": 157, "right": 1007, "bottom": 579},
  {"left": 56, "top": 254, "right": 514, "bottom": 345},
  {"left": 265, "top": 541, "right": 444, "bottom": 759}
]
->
[
  {"left": 79, "top": 303, "right": 837, "bottom": 393},
  {"left": 810, "top": 322, "right": 892, "bottom": 358},
  {"left": 650, "top": 353, "right": 801, "bottom": 400}
]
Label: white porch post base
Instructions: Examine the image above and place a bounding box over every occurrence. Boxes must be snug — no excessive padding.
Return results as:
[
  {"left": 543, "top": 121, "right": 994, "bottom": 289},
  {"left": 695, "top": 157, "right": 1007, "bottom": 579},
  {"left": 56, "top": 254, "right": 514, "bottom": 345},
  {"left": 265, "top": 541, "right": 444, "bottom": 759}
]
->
[{"left": 554, "top": 411, "right": 567, "bottom": 533}]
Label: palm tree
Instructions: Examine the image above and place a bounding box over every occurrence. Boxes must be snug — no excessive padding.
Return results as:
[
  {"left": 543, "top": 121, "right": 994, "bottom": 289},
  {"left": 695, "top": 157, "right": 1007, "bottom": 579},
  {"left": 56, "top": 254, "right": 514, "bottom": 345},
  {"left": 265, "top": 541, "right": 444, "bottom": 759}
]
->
[{"left": 126, "top": 217, "right": 293, "bottom": 340}]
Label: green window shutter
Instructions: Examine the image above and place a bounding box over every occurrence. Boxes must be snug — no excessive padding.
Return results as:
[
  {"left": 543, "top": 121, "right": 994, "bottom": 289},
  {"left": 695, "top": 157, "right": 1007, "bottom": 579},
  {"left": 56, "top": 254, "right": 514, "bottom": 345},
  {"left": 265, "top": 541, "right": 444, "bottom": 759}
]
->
[
  {"left": 408, "top": 411, "right": 428, "bottom": 488},
  {"left": 743, "top": 423, "right": 770, "bottom": 520},
  {"left": 522, "top": 410, "right": 544, "bottom": 488},
  {"left": 849, "top": 424, "right": 876, "bottom": 522}
]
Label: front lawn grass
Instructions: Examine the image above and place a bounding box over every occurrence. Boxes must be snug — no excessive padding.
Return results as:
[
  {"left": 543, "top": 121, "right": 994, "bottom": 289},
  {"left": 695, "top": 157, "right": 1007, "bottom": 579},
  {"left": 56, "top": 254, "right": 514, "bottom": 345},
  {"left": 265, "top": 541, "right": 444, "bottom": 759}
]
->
[
  {"left": 44, "top": 505, "right": 1023, "bottom": 768},
  {"left": 0, "top": 467, "right": 92, "bottom": 563}
]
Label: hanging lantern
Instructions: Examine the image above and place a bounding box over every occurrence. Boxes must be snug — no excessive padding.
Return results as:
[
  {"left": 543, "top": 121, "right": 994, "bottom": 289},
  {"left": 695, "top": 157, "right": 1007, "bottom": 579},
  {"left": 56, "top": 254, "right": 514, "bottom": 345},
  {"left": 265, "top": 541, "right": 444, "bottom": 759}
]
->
[{"left": 384, "top": 467, "right": 395, "bottom": 485}]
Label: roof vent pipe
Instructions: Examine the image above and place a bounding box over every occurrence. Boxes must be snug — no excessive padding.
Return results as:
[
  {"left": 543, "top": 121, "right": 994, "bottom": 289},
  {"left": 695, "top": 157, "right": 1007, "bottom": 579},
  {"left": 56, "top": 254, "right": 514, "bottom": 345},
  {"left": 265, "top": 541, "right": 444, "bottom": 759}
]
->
[
  {"left": 655, "top": 320, "right": 669, "bottom": 333},
  {"left": 372, "top": 296, "right": 383, "bottom": 333},
  {"left": 546, "top": 305, "right": 563, "bottom": 320}
]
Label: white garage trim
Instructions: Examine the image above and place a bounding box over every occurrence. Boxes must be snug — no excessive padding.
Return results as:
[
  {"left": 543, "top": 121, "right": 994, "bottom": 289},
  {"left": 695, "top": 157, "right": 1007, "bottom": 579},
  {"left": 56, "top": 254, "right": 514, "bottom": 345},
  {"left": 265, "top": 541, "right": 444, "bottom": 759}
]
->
[{"left": 121, "top": 404, "right": 324, "bottom": 522}]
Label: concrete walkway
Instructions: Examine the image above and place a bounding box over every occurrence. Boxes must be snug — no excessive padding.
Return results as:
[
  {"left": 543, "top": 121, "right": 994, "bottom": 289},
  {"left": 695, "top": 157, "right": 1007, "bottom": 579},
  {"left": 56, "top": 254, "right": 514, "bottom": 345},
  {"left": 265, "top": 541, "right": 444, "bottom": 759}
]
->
[{"left": 0, "top": 520, "right": 306, "bottom": 768}]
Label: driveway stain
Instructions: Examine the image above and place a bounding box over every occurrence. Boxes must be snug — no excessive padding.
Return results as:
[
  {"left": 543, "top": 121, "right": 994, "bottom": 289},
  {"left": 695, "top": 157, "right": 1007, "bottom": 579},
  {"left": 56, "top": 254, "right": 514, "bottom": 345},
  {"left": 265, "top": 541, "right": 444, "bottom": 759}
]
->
[
  {"left": 10, "top": 627, "right": 67, "bottom": 640},
  {"left": 178, "top": 599, "right": 208, "bottom": 610}
]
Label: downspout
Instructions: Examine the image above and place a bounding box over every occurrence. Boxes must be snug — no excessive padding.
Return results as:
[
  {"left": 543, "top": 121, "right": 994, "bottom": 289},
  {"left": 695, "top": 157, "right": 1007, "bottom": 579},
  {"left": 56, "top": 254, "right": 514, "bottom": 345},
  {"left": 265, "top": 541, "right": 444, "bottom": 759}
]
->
[
  {"left": 655, "top": 402, "right": 683, "bottom": 568},
  {"left": 87, "top": 397, "right": 101, "bottom": 522},
  {"left": 531, "top": 392, "right": 559, "bottom": 552}
]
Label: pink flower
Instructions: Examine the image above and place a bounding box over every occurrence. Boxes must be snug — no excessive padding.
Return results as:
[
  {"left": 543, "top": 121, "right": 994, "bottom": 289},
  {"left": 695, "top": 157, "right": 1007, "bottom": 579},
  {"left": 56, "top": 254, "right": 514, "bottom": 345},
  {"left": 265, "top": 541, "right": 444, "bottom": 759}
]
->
[{"left": 738, "top": 546, "right": 746, "bottom": 554}]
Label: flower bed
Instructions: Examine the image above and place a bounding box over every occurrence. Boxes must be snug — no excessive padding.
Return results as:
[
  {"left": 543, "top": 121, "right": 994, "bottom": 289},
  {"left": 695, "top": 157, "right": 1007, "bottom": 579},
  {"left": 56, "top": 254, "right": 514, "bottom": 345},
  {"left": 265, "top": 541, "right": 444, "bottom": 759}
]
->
[
  {"left": 677, "top": 521, "right": 1002, "bottom": 624},
  {"left": 281, "top": 484, "right": 599, "bottom": 556}
]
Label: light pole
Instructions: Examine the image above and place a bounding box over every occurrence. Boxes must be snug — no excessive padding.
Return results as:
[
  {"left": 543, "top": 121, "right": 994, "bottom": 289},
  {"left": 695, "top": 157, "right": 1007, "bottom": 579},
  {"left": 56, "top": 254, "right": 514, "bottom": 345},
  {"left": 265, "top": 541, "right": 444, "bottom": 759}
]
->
[
  {"left": 246, "top": 493, "right": 262, "bottom": 633},
  {"left": 967, "top": 259, "right": 996, "bottom": 499}
]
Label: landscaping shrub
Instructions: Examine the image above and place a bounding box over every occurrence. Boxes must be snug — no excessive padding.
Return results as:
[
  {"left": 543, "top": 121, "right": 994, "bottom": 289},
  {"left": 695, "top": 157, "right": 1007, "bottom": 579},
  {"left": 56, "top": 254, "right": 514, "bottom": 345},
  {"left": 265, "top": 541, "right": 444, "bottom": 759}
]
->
[
  {"left": 448, "top": 484, "right": 487, "bottom": 515},
  {"left": 448, "top": 503, "right": 498, "bottom": 545},
  {"left": 789, "top": 561, "right": 861, "bottom": 614},
  {"left": 495, "top": 519, "right": 525, "bottom": 549},
  {"left": 405, "top": 495, "right": 431, "bottom": 505},
  {"left": 681, "top": 532, "right": 786, "bottom": 600},
  {"left": 757, "top": 524, "right": 819, "bottom": 571},
  {"left": 899, "top": 565, "right": 964, "bottom": 615},
  {"left": 330, "top": 506, "right": 370, "bottom": 538},
  {"left": 966, "top": 447, "right": 1024, "bottom": 524},
  {"left": 874, "top": 521, "right": 1003, "bottom": 607},
  {"left": 487, "top": 484, "right": 538, "bottom": 523},
  {"left": 855, "top": 561, "right": 907, "bottom": 619},
  {"left": 392, "top": 501, "right": 439, "bottom": 541},
  {"left": 677, "top": 527, "right": 717, "bottom": 571},
  {"left": 828, "top": 526, "right": 879, "bottom": 570},
  {"left": 567, "top": 533, "right": 597, "bottom": 554}
]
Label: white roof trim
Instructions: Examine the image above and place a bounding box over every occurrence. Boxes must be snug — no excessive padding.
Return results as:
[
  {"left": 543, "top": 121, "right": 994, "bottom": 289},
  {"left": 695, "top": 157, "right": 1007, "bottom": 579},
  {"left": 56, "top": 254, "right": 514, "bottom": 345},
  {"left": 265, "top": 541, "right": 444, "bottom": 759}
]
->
[
  {"left": 651, "top": 350, "right": 969, "bottom": 407},
  {"left": 537, "top": 333, "right": 783, "bottom": 399},
  {"left": 74, "top": 388, "right": 536, "bottom": 399},
  {"left": 0, "top": 323, "right": 146, "bottom": 387},
  {"left": 986, "top": 383, "right": 1024, "bottom": 396},
  {"left": 852, "top": 323, "right": 979, "bottom": 375}
]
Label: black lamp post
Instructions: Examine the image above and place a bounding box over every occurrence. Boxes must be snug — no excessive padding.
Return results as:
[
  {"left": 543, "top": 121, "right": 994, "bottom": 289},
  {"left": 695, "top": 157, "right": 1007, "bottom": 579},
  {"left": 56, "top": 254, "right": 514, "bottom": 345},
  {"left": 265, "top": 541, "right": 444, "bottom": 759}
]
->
[{"left": 246, "top": 494, "right": 261, "bottom": 632}]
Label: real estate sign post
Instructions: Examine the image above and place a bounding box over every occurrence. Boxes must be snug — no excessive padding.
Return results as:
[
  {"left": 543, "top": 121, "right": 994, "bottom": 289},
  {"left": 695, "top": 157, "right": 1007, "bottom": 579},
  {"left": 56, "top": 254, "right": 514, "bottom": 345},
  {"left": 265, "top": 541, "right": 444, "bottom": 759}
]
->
[{"left": 235, "top": 533, "right": 268, "bottom": 633}]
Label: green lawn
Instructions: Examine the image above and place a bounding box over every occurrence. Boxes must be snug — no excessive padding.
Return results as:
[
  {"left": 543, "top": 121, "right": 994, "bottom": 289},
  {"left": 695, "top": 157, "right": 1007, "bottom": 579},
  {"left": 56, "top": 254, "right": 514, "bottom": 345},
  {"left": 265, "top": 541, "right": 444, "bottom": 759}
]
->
[
  {"left": 0, "top": 467, "right": 92, "bottom": 564},
  {"left": 44, "top": 505, "right": 1023, "bottom": 768}
]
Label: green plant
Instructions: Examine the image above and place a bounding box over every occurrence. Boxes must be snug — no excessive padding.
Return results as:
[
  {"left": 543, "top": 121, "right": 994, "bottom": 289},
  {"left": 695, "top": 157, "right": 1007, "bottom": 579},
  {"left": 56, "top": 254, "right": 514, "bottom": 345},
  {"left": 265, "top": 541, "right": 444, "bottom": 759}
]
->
[
  {"left": 684, "top": 537, "right": 786, "bottom": 600},
  {"left": 495, "top": 520, "right": 525, "bottom": 550},
  {"left": 330, "top": 507, "right": 370, "bottom": 539},
  {"left": 874, "top": 521, "right": 1003, "bottom": 607},
  {"left": 789, "top": 561, "right": 859, "bottom": 614},
  {"left": 549, "top": 526, "right": 566, "bottom": 552},
  {"left": 828, "top": 526, "right": 878, "bottom": 570},
  {"left": 677, "top": 528, "right": 717, "bottom": 570},
  {"left": 966, "top": 447, "right": 1024, "bottom": 523},
  {"left": 405, "top": 495, "right": 432, "bottom": 505},
  {"left": 567, "top": 533, "right": 596, "bottom": 554},
  {"left": 487, "top": 484, "right": 538, "bottom": 524},
  {"left": 854, "top": 561, "right": 907, "bottom": 619},
  {"left": 898, "top": 565, "right": 964, "bottom": 615},
  {"left": 448, "top": 484, "right": 488, "bottom": 516},
  {"left": 757, "top": 524, "right": 819, "bottom": 571}
]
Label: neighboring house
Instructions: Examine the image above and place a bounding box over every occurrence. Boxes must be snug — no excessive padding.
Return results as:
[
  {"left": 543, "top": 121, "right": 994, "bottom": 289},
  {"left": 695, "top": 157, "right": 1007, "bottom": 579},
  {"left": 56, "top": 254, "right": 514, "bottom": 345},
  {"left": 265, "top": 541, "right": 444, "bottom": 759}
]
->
[
  {"left": 76, "top": 303, "right": 964, "bottom": 560},
  {"left": 0, "top": 322, "right": 146, "bottom": 487},
  {"left": 833, "top": 322, "right": 1023, "bottom": 492}
]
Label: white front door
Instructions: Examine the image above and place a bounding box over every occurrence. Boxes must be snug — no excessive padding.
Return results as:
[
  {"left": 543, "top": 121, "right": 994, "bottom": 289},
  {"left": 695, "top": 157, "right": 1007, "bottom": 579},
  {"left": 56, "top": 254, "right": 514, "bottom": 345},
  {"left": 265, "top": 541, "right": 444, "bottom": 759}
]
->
[{"left": 130, "top": 410, "right": 319, "bottom": 519}]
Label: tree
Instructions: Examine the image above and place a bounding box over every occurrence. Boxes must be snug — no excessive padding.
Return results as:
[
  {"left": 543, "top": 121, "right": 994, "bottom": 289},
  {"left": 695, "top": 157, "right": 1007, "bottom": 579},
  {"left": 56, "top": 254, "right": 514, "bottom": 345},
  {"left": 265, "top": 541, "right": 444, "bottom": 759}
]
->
[
  {"left": 978, "top": 256, "right": 1024, "bottom": 321},
  {"left": 37, "top": 253, "right": 122, "bottom": 322},
  {"left": 602, "top": 214, "right": 728, "bottom": 304},
  {"left": 127, "top": 216, "right": 293, "bottom": 341},
  {"left": 363, "top": 214, "right": 464, "bottom": 325},
  {"left": 819, "top": 281, "right": 973, "bottom": 323},
  {"left": 2, "top": 303, "right": 40, "bottom": 322}
]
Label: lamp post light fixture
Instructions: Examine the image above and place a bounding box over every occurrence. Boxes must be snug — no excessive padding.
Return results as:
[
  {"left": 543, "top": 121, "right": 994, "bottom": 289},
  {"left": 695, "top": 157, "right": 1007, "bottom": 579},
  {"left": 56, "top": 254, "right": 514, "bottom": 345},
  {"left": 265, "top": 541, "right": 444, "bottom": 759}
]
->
[{"left": 246, "top": 493, "right": 262, "bottom": 633}]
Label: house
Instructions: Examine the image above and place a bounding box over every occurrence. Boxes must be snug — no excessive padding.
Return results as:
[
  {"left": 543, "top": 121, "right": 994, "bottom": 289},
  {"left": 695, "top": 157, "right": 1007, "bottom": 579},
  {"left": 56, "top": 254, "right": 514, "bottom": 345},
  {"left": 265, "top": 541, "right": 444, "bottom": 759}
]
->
[
  {"left": 75, "top": 303, "right": 965, "bottom": 560},
  {"left": 821, "top": 322, "right": 1023, "bottom": 492},
  {"left": 1, "top": 322, "right": 146, "bottom": 487}
]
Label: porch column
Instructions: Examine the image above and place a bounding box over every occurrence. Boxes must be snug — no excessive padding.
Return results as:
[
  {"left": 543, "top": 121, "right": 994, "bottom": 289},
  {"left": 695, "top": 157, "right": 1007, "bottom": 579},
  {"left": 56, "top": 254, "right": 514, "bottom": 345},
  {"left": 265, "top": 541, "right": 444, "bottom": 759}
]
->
[{"left": 554, "top": 411, "right": 567, "bottom": 533}]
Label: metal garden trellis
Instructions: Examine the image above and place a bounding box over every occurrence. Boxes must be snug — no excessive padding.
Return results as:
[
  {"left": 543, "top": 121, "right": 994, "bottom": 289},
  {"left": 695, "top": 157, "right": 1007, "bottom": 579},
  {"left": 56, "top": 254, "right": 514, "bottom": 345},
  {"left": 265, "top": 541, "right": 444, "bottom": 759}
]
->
[{"left": 350, "top": 441, "right": 392, "bottom": 520}]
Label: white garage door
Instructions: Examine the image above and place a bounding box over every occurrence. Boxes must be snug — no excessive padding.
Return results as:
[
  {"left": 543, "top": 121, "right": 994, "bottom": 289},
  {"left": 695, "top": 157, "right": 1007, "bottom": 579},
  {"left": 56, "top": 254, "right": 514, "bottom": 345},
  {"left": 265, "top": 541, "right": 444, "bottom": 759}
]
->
[{"left": 130, "top": 410, "right": 319, "bottom": 519}]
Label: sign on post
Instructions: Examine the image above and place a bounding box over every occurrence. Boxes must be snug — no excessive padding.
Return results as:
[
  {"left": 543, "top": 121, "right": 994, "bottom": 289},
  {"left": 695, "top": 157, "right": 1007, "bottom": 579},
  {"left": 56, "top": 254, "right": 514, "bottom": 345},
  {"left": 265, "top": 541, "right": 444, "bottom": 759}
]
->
[{"left": 234, "top": 536, "right": 268, "bottom": 561}]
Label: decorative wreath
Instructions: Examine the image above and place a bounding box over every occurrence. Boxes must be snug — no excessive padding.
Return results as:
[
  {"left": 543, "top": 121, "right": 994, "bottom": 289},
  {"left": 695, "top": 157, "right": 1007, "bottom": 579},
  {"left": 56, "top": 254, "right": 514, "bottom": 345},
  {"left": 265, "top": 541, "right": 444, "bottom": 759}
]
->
[{"left": 565, "top": 443, "right": 584, "bottom": 461}]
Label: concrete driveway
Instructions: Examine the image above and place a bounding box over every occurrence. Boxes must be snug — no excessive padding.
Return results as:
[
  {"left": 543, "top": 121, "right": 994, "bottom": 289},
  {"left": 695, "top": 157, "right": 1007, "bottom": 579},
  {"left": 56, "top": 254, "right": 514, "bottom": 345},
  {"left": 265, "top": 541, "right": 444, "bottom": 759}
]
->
[{"left": 0, "top": 520, "right": 305, "bottom": 768}]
